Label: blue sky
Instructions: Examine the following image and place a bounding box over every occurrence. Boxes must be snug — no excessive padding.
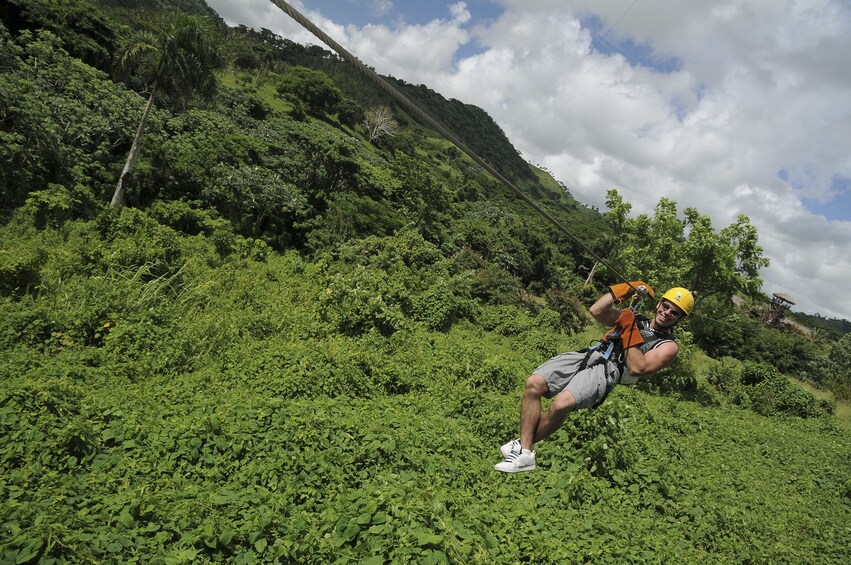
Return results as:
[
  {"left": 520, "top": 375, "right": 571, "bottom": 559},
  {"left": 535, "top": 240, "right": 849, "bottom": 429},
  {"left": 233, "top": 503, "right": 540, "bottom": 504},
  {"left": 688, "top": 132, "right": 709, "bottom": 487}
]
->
[
  {"left": 582, "top": 15, "right": 681, "bottom": 74},
  {"left": 802, "top": 176, "right": 851, "bottom": 222},
  {"left": 207, "top": 0, "right": 851, "bottom": 320},
  {"left": 295, "top": 0, "right": 503, "bottom": 61},
  {"left": 778, "top": 169, "right": 851, "bottom": 222},
  {"left": 303, "top": 0, "right": 502, "bottom": 26}
]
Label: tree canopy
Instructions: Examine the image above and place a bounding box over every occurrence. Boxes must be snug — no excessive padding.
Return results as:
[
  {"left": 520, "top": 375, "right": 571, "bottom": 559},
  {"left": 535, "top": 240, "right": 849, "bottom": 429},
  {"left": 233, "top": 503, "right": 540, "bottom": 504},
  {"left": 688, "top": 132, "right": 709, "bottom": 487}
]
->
[{"left": 603, "top": 188, "right": 769, "bottom": 304}]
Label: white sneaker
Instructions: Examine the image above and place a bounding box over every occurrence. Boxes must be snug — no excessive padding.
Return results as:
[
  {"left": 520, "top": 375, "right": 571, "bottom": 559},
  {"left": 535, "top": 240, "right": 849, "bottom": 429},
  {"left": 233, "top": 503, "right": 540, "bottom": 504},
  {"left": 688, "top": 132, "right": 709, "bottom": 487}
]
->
[
  {"left": 494, "top": 450, "right": 536, "bottom": 473},
  {"left": 500, "top": 438, "right": 521, "bottom": 458}
]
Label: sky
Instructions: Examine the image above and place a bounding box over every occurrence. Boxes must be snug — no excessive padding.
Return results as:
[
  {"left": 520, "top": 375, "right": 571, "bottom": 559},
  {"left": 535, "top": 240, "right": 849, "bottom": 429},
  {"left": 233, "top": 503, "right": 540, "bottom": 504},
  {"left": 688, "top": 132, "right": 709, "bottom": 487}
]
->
[{"left": 206, "top": 0, "right": 851, "bottom": 321}]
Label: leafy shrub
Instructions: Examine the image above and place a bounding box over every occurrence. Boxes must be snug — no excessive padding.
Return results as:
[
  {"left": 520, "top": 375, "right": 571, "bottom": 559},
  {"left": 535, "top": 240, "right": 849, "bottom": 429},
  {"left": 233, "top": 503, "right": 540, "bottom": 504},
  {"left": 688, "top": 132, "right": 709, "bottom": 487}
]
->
[
  {"left": 706, "top": 356, "right": 742, "bottom": 392},
  {"left": 705, "top": 359, "right": 830, "bottom": 417},
  {"left": 826, "top": 334, "right": 851, "bottom": 401},
  {"left": 146, "top": 200, "right": 223, "bottom": 236},
  {"left": 475, "top": 305, "right": 533, "bottom": 336},
  {"left": 0, "top": 376, "right": 96, "bottom": 473},
  {"left": 215, "top": 85, "right": 271, "bottom": 122},
  {"left": 302, "top": 192, "right": 405, "bottom": 252},
  {"left": 276, "top": 66, "right": 343, "bottom": 116},
  {"left": 740, "top": 361, "right": 776, "bottom": 386},
  {"left": 449, "top": 387, "right": 517, "bottom": 443},
  {"left": 93, "top": 207, "right": 184, "bottom": 277},
  {"left": 147, "top": 201, "right": 273, "bottom": 261},
  {"left": 562, "top": 397, "right": 642, "bottom": 481},
  {"left": 145, "top": 110, "right": 266, "bottom": 203},
  {"left": 0, "top": 239, "right": 46, "bottom": 295},
  {"left": 517, "top": 327, "right": 564, "bottom": 359},
  {"left": 248, "top": 341, "right": 382, "bottom": 399},
  {"left": 1, "top": 0, "right": 117, "bottom": 71},
  {"left": 280, "top": 91, "right": 306, "bottom": 120},
  {"left": 336, "top": 97, "right": 364, "bottom": 128},
  {"left": 545, "top": 289, "right": 590, "bottom": 335},
  {"left": 319, "top": 230, "right": 475, "bottom": 335},
  {"left": 733, "top": 362, "right": 828, "bottom": 418},
  {"left": 20, "top": 183, "right": 86, "bottom": 228},
  {"left": 320, "top": 266, "right": 410, "bottom": 336},
  {"left": 387, "top": 153, "right": 455, "bottom": 241},
  {"left": 637, "top": 330, "right": 699, "bottom": 398},
  {"left": 749, "top": 372, "right": 825, "bottom": 418},
  {"left": 102, "top": 306, "right": 198, "bottom": 379},
  {"left": 342, "top": 227, "right": 445, "bottom": 271},
  {"left": 450, "top": 247, "right": 521, "bottom": 305},
  {"left": 0, "top": 28, "right": 138, "bottom": 212},
  {"left": 692, "top": 297, "right": 822, "bottom": 383},
  {"left": 816, "top": 397, "right": 836, "bottom": 415},
  {"left": 706, "top": 356, "right": 751, "bottom": 407},
  {"left": 748, "top": 327, "right": 819, "bottom": 376},
  {"left": 204, "top": 163, "right": 308, "bottom": 242},
  {"left": 466, "top": 355, "right": 519, "bottom": 393},
  {"left": 412, "top": 279, "right": 465, "bottom": 331}
]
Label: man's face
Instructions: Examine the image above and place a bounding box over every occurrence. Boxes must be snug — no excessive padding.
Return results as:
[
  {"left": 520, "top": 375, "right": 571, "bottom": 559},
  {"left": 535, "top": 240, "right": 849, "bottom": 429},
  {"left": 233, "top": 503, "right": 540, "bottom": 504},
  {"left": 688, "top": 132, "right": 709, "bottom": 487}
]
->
[{"left": 655, "top": 299, "right": 685, "bottom": 327}]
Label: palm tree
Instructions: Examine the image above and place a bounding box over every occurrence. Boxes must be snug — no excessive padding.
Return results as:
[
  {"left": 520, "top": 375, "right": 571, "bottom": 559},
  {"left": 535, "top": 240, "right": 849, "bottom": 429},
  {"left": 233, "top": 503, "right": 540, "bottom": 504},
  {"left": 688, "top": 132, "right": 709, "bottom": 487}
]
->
[{"left": 111, "top": 15, "right": 220, "bottom": 211}]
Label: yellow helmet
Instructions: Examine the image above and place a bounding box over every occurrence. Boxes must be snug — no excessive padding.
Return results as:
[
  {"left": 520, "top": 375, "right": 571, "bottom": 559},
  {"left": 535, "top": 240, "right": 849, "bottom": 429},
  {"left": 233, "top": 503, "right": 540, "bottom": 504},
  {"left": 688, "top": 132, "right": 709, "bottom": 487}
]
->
[{"left": 661, "top": 287, "right": 695, "bottom": 316}]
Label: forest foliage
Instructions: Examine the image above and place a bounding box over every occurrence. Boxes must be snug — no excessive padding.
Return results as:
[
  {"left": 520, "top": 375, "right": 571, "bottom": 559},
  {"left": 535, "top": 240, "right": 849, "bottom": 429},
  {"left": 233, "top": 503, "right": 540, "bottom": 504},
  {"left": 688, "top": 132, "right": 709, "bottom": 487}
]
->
[{"left": 1, "top": 1, "right": 849, "bottom": 563}]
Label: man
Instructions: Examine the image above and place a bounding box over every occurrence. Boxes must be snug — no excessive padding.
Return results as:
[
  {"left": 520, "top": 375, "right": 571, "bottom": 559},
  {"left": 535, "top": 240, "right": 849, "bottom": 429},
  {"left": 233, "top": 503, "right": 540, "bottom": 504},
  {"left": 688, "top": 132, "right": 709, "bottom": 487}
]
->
[{"left": 494, "top": 283, "right": 695, "bottom": 473}]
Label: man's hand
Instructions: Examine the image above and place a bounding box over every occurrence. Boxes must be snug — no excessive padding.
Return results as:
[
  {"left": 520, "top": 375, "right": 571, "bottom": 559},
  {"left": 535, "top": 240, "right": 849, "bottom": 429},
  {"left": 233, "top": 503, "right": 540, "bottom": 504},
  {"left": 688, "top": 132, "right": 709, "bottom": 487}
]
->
[{"left": 609, "top": 281, "right": 655, "bottom": 301}]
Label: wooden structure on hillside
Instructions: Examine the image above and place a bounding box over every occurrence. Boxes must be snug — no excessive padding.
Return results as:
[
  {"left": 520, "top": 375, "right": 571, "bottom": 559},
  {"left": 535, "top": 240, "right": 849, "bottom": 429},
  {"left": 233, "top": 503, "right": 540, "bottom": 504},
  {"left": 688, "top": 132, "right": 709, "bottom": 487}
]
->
[{"left": 763, "top": 293, "right": 795, "bottom": 327}]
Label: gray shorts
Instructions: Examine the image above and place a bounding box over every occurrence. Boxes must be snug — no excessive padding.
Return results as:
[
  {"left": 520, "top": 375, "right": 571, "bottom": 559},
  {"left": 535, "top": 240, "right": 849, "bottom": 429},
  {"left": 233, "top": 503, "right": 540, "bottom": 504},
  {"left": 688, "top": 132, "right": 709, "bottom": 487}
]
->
[{"left": 533, "top": 350, "right": 621, "bottom": 409}]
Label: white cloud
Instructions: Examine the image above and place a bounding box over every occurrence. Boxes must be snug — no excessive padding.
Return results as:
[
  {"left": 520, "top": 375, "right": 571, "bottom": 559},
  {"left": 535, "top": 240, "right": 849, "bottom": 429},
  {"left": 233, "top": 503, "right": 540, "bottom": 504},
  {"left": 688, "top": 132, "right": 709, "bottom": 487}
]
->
[
  {"left": 207, "top": 0, "right": 851, "bottom": 320},
  {"left": 207, "top": 0, "right": 352, "bottom": 49},
  {"left": 343, "top": 5, "right": 472, "bottom": 76},
  {"left": 449, "top": 2, "right": 472, "bottom": 24}
]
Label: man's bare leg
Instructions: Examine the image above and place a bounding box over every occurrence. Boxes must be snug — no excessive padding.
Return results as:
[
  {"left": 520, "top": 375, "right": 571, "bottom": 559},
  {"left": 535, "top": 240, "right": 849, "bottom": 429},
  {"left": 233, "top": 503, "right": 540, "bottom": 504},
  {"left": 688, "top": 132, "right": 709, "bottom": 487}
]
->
[
  {"left": 534, "top": 388, "right": 577, "bottom": 443},
  {"left": 519, "top": 374, "right": 548, "bottom": 451},
  {"left": 498, "top": 374, "right": 575, "bottom": 473}
]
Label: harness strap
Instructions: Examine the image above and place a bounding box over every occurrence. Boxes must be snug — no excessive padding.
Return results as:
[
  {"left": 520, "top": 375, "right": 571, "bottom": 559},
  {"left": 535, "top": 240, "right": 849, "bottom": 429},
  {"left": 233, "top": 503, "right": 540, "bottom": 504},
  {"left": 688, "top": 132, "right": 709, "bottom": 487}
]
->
[{"left": 577, "top": 340, "right": 622, "bottom": 409}]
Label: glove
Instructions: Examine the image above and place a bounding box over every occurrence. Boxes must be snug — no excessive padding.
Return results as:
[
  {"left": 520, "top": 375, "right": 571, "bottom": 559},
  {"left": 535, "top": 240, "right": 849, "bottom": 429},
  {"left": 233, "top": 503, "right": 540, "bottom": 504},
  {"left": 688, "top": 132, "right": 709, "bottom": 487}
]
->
[
  {"left": 602, "top": 308, "right": 645, "bottom": 350},
  {"left": 609, "top": 281, "right": 655, "bottom": 301}
]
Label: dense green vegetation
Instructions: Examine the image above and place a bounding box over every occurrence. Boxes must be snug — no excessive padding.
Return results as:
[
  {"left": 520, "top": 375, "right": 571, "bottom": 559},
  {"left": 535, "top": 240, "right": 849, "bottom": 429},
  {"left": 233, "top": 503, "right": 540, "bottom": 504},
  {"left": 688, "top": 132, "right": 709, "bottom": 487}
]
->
[
  {"left": 1, "top": 225, "right": 849, "bottom": 563},
  {"left": 789, "top": 310, "right": 851, "bottom": 342},
  {"left": 1, "top": 1, "right": 849, "bottom": 562}
]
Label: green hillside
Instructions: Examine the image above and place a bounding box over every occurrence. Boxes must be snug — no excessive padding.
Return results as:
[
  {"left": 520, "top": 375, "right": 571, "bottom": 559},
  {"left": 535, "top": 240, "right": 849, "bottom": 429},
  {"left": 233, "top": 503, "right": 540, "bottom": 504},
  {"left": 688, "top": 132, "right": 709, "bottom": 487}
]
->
[{"left": 1, "top": 1, "right": 849, "bottom": 562}]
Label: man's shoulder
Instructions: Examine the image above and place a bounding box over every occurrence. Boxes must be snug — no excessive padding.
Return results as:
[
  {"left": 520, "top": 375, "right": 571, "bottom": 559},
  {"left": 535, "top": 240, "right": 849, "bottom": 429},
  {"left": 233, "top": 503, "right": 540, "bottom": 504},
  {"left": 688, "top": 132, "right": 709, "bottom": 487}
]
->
[{"left": 637, "top": 318, "right": 675, "bottom": 349}]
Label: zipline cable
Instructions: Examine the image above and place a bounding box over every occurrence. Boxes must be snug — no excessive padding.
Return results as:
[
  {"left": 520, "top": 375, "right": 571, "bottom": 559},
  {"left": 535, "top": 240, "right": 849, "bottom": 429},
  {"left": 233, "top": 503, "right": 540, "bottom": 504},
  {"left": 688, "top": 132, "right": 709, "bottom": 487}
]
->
[{"left": 267, "top": 0, "right": 638, "bottom": 290}]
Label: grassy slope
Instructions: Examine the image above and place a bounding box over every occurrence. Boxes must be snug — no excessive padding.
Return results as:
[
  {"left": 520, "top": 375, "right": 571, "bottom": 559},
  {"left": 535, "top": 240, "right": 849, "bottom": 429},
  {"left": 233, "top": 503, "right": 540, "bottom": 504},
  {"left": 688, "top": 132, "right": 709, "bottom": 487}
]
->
[
  {"left": 217, "top": 71, "right": 295, "bottom": 115},
  {"left": 2, "top": 240, "right": 849, "bottom": 563},
  {"left": 790, "top": 376, "right": 851, "bottom": 426}
]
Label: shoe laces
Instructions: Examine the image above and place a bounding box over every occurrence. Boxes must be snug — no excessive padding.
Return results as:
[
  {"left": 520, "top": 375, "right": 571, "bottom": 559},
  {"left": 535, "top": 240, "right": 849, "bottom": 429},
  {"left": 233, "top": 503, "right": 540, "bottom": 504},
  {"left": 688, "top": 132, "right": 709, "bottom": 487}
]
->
[{"left": 502, "top": 450, "right": 524, "bottom": 463}]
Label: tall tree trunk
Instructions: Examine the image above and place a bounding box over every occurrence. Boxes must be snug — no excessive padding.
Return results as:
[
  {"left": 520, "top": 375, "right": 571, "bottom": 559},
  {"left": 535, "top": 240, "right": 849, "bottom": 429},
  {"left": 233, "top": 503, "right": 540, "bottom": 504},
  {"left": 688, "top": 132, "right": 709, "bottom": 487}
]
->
[
  {"left": 111, "top": 90, "right": 156, "bottom": 212},
  {"left": 585, "top": 261, "right": 599, "bottom": 285}
]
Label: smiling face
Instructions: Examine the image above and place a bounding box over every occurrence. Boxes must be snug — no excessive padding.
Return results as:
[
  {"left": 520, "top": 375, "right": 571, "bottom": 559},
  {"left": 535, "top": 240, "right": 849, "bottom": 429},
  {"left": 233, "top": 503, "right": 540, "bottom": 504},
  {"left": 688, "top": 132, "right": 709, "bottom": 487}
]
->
[{"left": 652, "top": 299, "right": 686, "bottom": 329}]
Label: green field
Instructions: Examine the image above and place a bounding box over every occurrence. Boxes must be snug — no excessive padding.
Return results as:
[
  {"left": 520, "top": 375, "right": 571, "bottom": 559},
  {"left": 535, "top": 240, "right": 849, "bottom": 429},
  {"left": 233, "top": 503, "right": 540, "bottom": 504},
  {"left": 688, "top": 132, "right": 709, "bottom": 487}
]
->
[{"left": 2, "top": 238, "right": 849, "bottom": 563}]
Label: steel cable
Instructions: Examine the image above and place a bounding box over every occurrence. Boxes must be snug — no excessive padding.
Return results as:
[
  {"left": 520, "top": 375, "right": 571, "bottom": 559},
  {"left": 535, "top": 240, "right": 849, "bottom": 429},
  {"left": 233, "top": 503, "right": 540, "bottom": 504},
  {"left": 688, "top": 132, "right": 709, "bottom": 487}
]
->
[{"left": 267, "top": 0, "right": 637, "bottom": 289}]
